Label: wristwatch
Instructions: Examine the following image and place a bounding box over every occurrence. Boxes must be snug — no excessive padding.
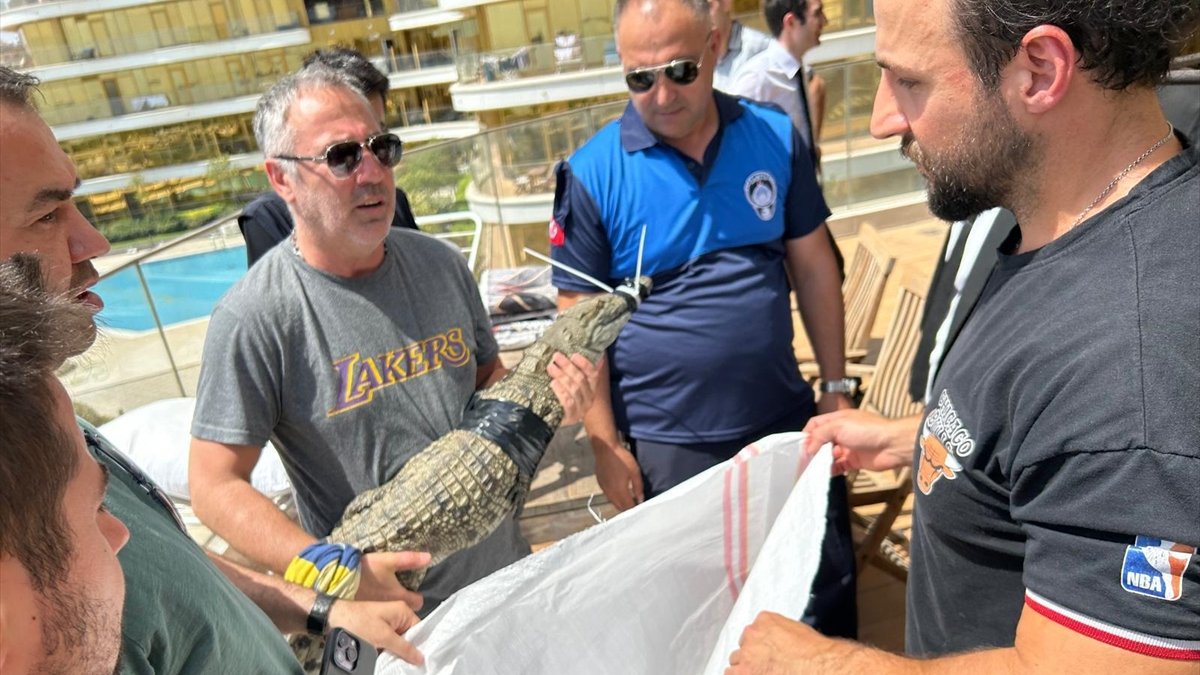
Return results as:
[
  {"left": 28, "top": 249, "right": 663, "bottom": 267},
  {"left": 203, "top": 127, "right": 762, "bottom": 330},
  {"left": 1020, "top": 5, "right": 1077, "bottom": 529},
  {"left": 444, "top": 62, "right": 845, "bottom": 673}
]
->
[
  {"left": 820, "top": 377, "right": 861, "bottom": 397},
  {"left": 307, "top": 592, "right": 336, "bottom": 635}
]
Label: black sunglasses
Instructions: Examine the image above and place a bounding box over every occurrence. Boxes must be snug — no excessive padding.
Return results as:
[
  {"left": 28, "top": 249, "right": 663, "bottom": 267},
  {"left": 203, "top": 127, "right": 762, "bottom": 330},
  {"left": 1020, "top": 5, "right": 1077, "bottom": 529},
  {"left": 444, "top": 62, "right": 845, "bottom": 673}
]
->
[
  {"left": 83, "top": 425, "right": 188, "bottom": 534},
  {"left": 624, "top": 57, "right": 705, "bottom": 93},
  {"left": 274, "top": 133, "right": 403, "bottom": 178}
]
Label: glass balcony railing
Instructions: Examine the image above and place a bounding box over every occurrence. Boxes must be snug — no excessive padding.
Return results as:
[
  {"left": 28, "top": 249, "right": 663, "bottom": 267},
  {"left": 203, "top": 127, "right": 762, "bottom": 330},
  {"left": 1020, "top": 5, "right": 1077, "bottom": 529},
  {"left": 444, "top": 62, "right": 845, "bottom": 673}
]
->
[
  {"left": 42, "top": 78, "right": 277, "bottom": 128},
  {"left": 813, "top": 58, "right": 924, "bottom": 209},
  {"left": 45, "top": 60, "right": 454, "bottom": 130},
  {"left": 23, "top": 13, "right": 304, "bottom": 68},
  {"left": 384, "top": 103, "right": 468, "bottom": 129},
  {"left": 389, "top": 0, "right": 439, "bottom": 14},
  {"left": 455, "top": 33, "right": 619, "bottom": 84},
  {"left": 377, "top": 48, "right": 456, "bottom": 75}
]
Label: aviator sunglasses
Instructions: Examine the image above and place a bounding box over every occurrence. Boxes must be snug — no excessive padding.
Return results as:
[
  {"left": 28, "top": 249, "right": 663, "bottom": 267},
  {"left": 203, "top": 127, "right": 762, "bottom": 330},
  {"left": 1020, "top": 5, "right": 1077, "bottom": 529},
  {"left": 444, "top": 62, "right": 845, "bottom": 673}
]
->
[
  {"left": 624, "top": 56, "right": 705, "bottom": 93},
  {"left": 273, "top": 132, "right": 403, "bottom": 178}
]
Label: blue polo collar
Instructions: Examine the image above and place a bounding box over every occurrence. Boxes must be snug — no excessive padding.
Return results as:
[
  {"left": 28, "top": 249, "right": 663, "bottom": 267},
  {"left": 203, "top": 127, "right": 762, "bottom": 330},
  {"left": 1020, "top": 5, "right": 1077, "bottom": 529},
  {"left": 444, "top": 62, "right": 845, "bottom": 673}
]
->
[{"left": 619, "top": 90, "right": 745, "bottom": 153}]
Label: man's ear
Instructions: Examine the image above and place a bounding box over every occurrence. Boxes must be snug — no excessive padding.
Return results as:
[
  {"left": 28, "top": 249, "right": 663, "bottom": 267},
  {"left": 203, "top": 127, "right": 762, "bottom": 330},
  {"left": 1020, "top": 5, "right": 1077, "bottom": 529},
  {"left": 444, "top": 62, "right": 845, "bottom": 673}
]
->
[
  {"left": 1010, "top": 25, "right": 1076, "bottom": 115},
  {"left": 264, "top": 159, "right": 297, "bottom": 204}
]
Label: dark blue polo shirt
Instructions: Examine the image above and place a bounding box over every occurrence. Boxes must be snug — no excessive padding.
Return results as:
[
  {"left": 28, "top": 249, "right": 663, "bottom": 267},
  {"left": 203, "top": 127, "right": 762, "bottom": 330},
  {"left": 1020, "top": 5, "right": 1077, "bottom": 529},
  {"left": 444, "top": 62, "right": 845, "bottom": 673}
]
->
[{"left": 551, "top": 92, "right": 830, "bottom": 443}]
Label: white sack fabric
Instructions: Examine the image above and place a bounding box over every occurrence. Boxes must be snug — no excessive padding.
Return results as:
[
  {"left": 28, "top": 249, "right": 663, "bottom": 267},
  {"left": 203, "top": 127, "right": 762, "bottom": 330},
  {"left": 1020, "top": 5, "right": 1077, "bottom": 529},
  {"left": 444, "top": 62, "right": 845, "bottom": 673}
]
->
[{"left": 379, "top": 432, "right": 832, "bottom": 675}]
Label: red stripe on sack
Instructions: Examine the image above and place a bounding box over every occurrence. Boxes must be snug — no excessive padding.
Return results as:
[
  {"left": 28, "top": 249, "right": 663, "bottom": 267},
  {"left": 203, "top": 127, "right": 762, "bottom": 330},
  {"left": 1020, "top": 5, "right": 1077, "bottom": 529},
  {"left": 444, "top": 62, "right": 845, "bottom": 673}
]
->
[
  {"left": 723, "top": 467, "right": 738, "bottom": 601},
  {"left": 1024, "top": 595, "right": 1200, "bottom": 661}
]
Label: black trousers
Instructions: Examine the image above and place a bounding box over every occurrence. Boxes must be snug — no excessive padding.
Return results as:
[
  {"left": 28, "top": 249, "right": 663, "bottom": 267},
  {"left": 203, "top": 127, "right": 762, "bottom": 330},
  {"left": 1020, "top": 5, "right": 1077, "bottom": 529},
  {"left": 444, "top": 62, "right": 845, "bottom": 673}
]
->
[{"left": 629, "top": 407, "right": 858, "bottom": 639}]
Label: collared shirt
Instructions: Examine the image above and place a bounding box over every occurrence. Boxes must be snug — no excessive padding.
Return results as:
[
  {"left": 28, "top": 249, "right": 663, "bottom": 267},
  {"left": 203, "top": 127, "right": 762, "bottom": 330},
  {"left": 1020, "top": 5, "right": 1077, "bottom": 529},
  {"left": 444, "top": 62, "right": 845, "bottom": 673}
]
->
[
  {"left": 729, "top": 40, "right": 812, "bottom": 149},
  {"left": 549, "top": 92, "right": 829, "bottom": 443},
  {"left": 713, "top": 20, "right": 772, "bottom": 92}
]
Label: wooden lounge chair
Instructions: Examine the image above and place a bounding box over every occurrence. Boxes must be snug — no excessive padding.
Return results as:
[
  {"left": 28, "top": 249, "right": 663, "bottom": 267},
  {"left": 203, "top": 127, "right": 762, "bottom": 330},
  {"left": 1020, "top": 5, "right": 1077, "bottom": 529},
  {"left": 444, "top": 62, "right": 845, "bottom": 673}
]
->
[
  {"left": 798, "top": 224, "right": 895, "bottom": 375},
  {"left": 845, "top": 272, "right": 928, "bottom": 581}
]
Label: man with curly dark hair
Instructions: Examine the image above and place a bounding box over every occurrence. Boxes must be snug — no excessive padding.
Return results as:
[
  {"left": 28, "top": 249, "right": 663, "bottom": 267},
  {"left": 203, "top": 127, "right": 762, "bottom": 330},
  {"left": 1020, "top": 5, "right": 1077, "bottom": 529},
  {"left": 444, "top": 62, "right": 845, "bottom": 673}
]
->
[{"left": 728, "top": 0, "right": 1200, "bottom": 672}]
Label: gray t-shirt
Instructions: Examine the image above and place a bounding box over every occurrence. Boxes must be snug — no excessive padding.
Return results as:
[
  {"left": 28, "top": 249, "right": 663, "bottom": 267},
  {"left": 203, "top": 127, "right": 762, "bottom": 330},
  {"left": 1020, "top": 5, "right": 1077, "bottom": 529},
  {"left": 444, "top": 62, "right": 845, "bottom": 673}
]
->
[{"left": 193, "top": 228, "right": 525, "bottom": 613}]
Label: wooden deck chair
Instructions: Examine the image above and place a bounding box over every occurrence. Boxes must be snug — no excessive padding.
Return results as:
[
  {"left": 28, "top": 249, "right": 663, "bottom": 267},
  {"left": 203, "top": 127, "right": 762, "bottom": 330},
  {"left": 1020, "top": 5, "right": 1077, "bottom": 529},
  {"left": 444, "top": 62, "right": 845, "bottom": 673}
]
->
[
  {"left": 797, "top": 224, "right": 895, "bottom": 374},
  {"left": 844, "top": 272, "right": 927, "bottom": 581}
]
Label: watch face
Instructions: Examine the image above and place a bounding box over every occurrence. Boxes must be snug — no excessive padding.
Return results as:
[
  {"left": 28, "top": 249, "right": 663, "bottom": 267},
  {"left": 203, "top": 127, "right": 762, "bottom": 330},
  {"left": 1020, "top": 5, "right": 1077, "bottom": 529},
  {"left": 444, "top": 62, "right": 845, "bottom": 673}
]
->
[{"left": 822, "top": 378, "right": 858, "bottom": 394}]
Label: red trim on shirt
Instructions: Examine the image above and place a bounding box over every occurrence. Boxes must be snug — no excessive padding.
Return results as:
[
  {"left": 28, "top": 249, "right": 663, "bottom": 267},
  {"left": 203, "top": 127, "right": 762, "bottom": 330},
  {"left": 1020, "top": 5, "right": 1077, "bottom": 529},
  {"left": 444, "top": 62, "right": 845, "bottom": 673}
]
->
[{"left": 1024, "top": 594, "right": 1200, "bottom": 661}]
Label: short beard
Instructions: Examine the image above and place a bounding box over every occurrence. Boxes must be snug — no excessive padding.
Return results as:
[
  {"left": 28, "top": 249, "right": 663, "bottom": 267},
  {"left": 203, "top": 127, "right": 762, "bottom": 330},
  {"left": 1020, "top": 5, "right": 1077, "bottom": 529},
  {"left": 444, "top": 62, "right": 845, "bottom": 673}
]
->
[
  {"left": 39, "top": 580, "right": 123, "bottom": 675},
  {"left": 903, "top": 89, "right": 1036, "bottom": 222}
]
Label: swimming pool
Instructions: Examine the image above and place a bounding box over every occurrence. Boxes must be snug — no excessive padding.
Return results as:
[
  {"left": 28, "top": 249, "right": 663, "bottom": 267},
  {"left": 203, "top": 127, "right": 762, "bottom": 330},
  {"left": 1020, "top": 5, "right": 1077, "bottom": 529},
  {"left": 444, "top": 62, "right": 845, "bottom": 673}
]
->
[{"left": 94, "top": 246, "right": 247, "bottom": 332}]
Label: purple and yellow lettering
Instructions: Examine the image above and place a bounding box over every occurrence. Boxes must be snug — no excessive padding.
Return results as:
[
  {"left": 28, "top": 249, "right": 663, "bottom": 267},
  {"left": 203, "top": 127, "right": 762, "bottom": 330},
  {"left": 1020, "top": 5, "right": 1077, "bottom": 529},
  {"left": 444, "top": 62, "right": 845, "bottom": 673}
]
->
[
  {"left": 383, "top": 346, "right": 408, "bottom": 385},
  {"left": 353, "top": 355, "right": 386, "bottom": 401},
  {"left": 329, "top": 353, "right": 369, "bottom": 415},
  {"left": 441, "top": 327, "right": 471, "bottom": 367},
  {"left": 423, "top": 334, "right": 447, "bottom": 371},
  {"left": 407, "top": 341, "right": 430, "bottom": 378}
]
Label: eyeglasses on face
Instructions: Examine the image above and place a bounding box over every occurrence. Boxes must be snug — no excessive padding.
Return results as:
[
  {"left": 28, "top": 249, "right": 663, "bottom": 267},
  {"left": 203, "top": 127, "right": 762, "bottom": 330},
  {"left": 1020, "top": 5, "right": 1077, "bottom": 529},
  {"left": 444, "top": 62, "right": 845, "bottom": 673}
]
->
[
  {"left": 273, "top": 133, "right": 403, "bottom": 178},
  {"left": 624, "top": 57, "right": 705, "bottom": 93}
]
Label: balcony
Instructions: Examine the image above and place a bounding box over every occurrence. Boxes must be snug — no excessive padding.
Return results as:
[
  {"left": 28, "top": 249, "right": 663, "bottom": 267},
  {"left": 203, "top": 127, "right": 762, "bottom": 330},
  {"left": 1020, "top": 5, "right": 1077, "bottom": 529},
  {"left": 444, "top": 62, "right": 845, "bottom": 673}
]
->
[
  {"left": 450, "top": 26, "right": 879, "bottom": 113},
  {"left": 47, "top": 51, "right": 457, "bottom": 140},
  {"left": 25, "top": 27, "right": 310, "bottom": 82},
  {"left": 382, "top": 48, "right": 457, "bottom": 89},
  {"left": 1, "top": 0, "right": 172, "bottom": 29},
  {"left": 387, "top": 0, "right": 464, "bottom": 31},
  {"left": 19, "top": 12, "right": 304, "bottom": 67},
  {"left": 450, "top": 34, "right": 623, "bottom": 112},
  {"left": 48, "top": 86, "right": 265, "bottom": 140}
]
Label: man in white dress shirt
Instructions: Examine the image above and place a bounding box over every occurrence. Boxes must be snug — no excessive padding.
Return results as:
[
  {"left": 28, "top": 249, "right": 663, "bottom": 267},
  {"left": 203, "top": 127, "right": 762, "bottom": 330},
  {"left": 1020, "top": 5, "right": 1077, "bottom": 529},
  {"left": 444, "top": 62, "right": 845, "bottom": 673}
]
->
[
  {"left": 711, "top": 0, "right": 772, "bottom": 91},
  {"left": 730, "top": 0, "right": 827, "bottom": 157}
]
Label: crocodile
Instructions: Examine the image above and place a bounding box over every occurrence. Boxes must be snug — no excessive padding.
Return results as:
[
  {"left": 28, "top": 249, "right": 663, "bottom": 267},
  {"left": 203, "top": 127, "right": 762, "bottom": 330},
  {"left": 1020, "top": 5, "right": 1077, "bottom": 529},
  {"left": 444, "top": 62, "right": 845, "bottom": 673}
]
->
[{"left": 291, "top": 280, "right": 649, "bottom": 671}]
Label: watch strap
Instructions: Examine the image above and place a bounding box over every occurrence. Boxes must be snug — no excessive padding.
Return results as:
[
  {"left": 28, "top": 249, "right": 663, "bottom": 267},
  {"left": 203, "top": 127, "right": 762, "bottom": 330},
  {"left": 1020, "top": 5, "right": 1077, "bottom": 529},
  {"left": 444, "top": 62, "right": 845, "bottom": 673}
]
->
[{"left": 306, "top": 592, "right": 336, "bottom": 635}]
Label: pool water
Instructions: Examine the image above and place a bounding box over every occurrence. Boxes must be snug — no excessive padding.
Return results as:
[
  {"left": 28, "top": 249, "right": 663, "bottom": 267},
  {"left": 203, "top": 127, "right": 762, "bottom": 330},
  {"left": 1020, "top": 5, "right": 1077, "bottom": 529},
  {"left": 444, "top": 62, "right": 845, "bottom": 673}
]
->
[{"left": 94, "top": 246, "right": 247, "bottom": 331}]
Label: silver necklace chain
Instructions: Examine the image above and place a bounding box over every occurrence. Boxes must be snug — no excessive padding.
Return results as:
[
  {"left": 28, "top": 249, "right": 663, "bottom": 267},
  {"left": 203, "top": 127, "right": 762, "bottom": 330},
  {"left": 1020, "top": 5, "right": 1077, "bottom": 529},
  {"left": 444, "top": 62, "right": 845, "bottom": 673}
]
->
[
  {"left": 1070, "top": 123, "right": 1174, "bottom": 230},
  {"left": 291, "top": 231, "right": 387, "bottom": 260}
]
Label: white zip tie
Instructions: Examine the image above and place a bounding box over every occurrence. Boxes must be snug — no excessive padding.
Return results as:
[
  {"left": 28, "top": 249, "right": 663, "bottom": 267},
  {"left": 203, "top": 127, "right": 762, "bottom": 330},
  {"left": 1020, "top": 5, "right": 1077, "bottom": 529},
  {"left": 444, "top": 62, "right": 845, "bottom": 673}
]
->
[{"left": 523, "top": 248, "right": 615, "bottom": 293}]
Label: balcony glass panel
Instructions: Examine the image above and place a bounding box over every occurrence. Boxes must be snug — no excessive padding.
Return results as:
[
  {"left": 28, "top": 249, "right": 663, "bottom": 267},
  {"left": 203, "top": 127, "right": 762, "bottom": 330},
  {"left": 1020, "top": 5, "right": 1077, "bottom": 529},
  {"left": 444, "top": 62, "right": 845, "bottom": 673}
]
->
[
  {"left": 456, "top": 33, "right": 618, "bottom": 84},
  {"left": 814, "top": 59, "right": 924, "bottom": 209},
  {"left": 21, "top": 12, "right": 302, "bottom": 67}
]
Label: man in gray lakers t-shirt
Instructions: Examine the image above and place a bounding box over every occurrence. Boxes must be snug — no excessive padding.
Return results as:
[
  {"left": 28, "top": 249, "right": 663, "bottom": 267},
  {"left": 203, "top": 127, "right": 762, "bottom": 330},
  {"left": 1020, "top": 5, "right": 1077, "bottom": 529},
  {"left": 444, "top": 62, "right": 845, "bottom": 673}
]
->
[{"left": 188, "top": 69, "right": 595, "bottom": 619}]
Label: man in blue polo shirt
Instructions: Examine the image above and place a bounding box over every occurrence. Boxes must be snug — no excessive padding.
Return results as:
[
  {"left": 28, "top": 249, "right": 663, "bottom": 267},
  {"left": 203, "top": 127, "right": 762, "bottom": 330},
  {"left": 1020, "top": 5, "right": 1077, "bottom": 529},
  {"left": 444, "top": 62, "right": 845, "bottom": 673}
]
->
[{"left": 551, "top": 0, "right": 855, "bottom": 637}]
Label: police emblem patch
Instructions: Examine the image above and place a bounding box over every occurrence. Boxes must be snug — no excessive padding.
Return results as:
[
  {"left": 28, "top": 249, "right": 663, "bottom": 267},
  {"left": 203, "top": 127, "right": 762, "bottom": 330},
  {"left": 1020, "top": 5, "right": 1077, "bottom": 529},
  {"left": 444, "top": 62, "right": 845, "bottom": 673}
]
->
[
  {"left": 743, "top": 171, "right": 777, "bottom": 221},
  {"left": 1120, "top": 536, "right": 1195, "bottom": 601}
]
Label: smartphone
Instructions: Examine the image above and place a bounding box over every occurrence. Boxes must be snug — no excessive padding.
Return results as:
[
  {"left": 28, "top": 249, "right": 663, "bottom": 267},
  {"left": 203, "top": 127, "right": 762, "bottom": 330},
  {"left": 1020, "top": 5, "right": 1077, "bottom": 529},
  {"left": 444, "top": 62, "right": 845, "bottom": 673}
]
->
[{"left": 320, "top": 627, "right": 378, "bottom": 675}]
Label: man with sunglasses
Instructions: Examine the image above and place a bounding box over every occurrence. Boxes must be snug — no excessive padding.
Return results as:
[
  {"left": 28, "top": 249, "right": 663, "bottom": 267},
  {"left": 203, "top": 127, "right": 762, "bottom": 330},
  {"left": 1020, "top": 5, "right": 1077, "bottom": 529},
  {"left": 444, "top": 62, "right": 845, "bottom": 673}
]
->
[
  {"left": 189, "top": 66, "right": 598, "bottom": 620},
  {"left": 238, "top": 47, "right": 418, "bottom": 268},
  {"left": 0, "top": 66, "right": 427, "bottom": 674},
  {"left": 551, "top": 0, "right": 855, "bottom": 638}
]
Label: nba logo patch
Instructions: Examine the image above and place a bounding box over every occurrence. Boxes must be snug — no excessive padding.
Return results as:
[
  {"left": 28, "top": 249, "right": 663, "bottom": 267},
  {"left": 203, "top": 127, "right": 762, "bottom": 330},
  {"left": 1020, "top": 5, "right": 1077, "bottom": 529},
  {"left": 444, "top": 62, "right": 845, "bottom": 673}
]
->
[{"left": 1120, "top": 536, "right": 1195, "bottom": 601}]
